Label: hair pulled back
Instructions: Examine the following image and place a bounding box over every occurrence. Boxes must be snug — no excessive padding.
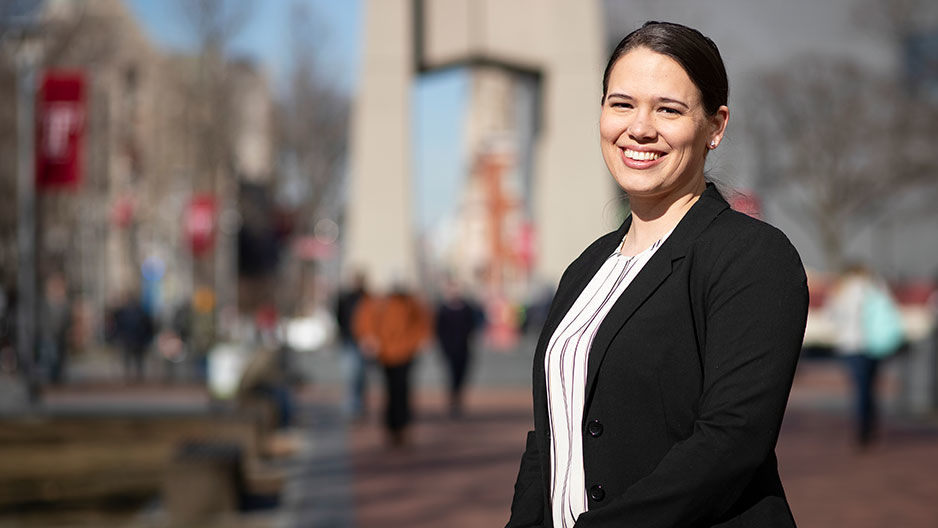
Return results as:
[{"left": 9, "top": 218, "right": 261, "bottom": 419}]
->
[{"left": 602, "top": 21, "right": 728, "bottom": 116}]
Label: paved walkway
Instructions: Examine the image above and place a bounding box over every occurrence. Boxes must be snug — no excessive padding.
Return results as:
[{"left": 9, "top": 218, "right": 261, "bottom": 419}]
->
[
  {"left": 299, "top": 356, "right": 938, "bottom": 528},
  {"left": 345, "top": 388, "right": 532, "bottom": 528},
  {"left": 3, "top": 345, "right": 937, "bottom": 527}
]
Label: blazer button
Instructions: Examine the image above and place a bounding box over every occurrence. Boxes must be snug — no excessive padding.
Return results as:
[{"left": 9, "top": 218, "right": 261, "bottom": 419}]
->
[
  {"left": 587, "top": 419, "right": 603, "bottom": 437},
  {"left": 588, "top": 484, "right": 605, "bottom": 502}
]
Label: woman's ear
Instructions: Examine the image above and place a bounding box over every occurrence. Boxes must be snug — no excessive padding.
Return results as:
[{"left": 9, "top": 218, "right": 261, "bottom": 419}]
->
[{"left": 708, "top": 105, "right": 729, "bottom": 149}]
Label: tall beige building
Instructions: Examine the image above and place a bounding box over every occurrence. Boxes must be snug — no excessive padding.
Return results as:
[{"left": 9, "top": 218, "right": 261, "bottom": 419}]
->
[
  {"left": 434, "top": 67, "right": 531, "bottom": 302},
  {"left": 347, "top": 0, "right": 613, "bottom": 294}
]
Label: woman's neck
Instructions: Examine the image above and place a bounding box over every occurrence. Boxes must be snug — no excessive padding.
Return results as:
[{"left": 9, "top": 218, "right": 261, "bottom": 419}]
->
[{"left": 620, "top": 179, "right": 706, "bottom": 256}]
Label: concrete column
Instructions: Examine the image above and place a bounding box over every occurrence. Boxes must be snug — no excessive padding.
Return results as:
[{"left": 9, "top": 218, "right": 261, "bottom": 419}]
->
[
  {"left": 344, "top": 0, "right": 416, "bottom": 292},
  {"left": 534, "top": 0, "right": 615, "bottom": 283}
]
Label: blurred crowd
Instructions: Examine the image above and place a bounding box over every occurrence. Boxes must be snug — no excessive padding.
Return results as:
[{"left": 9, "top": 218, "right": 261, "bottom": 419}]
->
[
  {"left": 4, "top": 258, "right": 936, "bottom": 449},
  {"left": 335, "top": 271, "right": 485, "bottom": 446}
]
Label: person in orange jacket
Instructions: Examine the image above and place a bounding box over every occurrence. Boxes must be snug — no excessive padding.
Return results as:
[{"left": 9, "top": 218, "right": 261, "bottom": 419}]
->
[{"left": 353, "top": 285, "right": 431, "bottom": 446}]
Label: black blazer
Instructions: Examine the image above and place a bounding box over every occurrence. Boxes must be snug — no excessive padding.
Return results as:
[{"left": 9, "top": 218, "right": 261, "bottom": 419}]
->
[{"left": 507, "top": 184, "right": 809, "bottom": 528}]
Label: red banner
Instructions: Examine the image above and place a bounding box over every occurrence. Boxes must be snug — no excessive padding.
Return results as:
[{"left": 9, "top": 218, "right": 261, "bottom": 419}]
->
[{"left": 36, "top": 71, "right": 86, "bottom": 190}]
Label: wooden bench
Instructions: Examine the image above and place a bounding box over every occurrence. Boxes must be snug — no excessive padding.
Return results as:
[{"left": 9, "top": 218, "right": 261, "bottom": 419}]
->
[{"left": 0, "top": 409, "right": 287, "bottom": 520}]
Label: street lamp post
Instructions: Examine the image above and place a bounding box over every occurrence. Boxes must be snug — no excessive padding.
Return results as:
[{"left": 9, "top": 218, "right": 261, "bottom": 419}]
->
[
  {"left": 3, "top": 0, "right": 45, "bottom": 404},
  {"left": 15, "top": 40, "right": 40, "bottom": 403}
]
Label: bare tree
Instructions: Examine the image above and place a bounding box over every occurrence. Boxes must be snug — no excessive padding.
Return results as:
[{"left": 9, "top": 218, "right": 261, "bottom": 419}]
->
[
  {"left": 177, "top": 0, "right": 250, "bottom": 55},
  {"left": 173, "top": 0, "right": 254, "bottom": 328},
  {"left": 277, "top": 2, "right": 349, "bottom": 224},
  {"left": 748, "top": 2, "right": 938, "bottom": 273},
  {"left": 749, "top": 56, "right": 938, "bottom": 269},
  {"left": 272, "top": 2, "right": 350, "bottom": 314},
  {"left": 174, "top": 0, "right": 252, "bottom": 190},
  {"left": 850, "top": 0, "right": 938, "bottom": 42}
]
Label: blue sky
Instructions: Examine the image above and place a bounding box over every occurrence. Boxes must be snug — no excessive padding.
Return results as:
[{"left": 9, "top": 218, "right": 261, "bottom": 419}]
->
[
  {"left": 125, "top": 0, "right": 466, "bottom": 231},
  {"left": 413, "top": 69, "right": 468, "bottom": 230},
  {"left": 126, "top": 0, "right": 362, "bottom": 92}
]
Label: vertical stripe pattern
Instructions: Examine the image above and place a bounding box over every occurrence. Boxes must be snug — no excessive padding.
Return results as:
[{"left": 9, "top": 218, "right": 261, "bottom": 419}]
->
[{"left": 545, "top": 233, "right": 670, "bottom": 528}]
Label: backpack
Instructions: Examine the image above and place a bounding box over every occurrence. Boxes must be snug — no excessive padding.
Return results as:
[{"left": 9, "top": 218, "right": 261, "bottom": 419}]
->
[{"left": 862, "top": 284, "right": 905, "bottom": 359}]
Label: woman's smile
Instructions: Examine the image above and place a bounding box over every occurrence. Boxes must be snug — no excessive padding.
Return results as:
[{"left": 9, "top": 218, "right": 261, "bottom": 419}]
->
[
  {"left": 620, "top": 147, "right": 665, "bottom": 168},
  {"left": 599, "top": 46, "right": 727, "bottom": 202}
]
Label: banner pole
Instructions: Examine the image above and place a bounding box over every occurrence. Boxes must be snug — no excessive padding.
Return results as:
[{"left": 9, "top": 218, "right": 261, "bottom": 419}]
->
[{"left": 16, "top": 47, "right": 39, "bottom": 404}]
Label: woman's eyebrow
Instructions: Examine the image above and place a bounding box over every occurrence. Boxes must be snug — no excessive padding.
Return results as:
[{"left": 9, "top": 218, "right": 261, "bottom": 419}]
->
[
  {"left": 605, "top": 93, "right": 689, "bottom": 109},
  {"left": 658, "top": 96, "right": 689, "bottom": 109}
]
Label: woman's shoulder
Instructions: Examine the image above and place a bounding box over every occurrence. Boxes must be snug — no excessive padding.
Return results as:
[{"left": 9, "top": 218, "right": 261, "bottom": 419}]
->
[
  {"left": 707, "top": 208, "right": 796, "bottom": 250},
  {"left": 697, "top": 208, "right": 804, "bottom": 274}
]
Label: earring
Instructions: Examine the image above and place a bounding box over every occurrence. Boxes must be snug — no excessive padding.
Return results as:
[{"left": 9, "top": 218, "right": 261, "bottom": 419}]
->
[{"left": 709, "top": 140, "right": 717, "bottom": 149}]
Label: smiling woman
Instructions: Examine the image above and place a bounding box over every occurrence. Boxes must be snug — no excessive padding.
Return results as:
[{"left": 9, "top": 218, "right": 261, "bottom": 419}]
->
[
  {"left": 506, "top": 21, "right": 809, "bottom": 528},
  {"left": 599, "top": 46, "right": 727, "bottom": 232},
  {"left": 598, "top": 26, "right": 729, "bottom": 255}
]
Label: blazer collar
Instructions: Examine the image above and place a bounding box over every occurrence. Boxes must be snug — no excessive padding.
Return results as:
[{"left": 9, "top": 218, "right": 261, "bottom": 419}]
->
[
  {"left": 537, "top": 183, "right": 728, "bottom": 352},
  {"left": 582, "top": 183, "right": 729, "bottom": 410},
  {"left": 657, "top": 182, "right": 729, "bottom": 260},
  {"left": 531, "top": 182, "right": 730, "bottom": 489}
]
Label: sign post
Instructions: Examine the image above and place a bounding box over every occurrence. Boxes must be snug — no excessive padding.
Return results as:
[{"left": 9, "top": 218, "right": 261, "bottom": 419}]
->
[{"left": 15, "top": 51, "right": 38, "bottom": 402}]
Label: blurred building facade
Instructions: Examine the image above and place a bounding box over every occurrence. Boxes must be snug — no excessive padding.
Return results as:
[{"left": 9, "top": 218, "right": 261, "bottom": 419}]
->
[
  {"left": 433, "top": 68, "right": 533, "bottom": 302},
  {"left": 0, "top": 0, "right": 275, "bottom": 352}
]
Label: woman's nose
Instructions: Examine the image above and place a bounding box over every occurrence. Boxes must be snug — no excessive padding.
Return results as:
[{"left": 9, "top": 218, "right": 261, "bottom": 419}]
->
[{"left": 627, "top": 112, "right": 656, "bottom": 141}]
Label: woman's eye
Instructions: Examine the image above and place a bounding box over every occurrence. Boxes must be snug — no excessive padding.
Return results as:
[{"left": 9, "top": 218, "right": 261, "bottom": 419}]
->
[
  {"left": 660, "top": 107, "right": 681, "bottom": 115},
  {"left": 610, "top": 102, "right": 632, "bottom": 109}
]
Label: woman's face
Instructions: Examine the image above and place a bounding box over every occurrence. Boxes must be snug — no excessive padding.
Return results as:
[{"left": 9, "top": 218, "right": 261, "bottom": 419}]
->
[{"left": 600, "top": 46, "right": 728, "bottom": 202}]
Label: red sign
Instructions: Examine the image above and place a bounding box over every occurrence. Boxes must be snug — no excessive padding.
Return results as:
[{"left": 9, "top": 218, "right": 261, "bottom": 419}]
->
[
  {"left": 185, "top": 195, "right": 217, "bottom": 256},
  {"left": 292, "top": 235, "right": 335, "bottom": 261},
  {"left": 36, "top": 71, "right": 86, "bottom": 190},
  {"left": 111, "top": 194, "right": 136, "bottom": 228}
]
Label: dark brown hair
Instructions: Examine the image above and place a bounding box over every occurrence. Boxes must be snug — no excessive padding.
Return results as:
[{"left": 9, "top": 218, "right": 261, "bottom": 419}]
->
[{"left": 602, "top": 21, "right": 728, "bottom": 116}]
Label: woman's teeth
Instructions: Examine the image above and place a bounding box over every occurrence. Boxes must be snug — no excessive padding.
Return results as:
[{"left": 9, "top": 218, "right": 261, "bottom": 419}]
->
[{"left": 624, "top": 149, "right": 661, "bottom": 161}]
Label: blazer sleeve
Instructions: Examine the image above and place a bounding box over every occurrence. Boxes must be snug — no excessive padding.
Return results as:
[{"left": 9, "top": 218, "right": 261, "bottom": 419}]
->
[
  {"left": 574, "top": 225, "right": 809, "bottom": 528},
  {"left": 506, "top": 430, "right": 547, "bottom": 528}
]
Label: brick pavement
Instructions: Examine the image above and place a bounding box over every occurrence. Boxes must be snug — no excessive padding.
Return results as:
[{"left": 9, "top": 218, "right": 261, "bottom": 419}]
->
[
  {"left": 778, "top": 409, "right": 938, "bottom": 527},
  {"left": 347, "top": 388, "right": 533, "bottom": 528},
  {"left": 5, "top": 351, "right": 937, "bottom": 527},
  {"left": 338, "top": 360, "right": 938, "bottom": 528}
]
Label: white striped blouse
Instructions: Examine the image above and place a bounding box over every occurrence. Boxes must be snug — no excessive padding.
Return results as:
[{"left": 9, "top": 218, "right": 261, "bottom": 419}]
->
[{"left": 545, "top": 231, "right": 671, "bottom": 528}]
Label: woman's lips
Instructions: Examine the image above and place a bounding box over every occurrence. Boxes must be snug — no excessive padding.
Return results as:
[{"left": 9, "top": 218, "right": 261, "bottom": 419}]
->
[{"left": 620, "top": 147, "right": 665, "bottom": 169}]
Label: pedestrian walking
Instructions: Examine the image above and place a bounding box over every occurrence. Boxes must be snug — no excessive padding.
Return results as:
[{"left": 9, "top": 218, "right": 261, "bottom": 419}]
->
[
  {"left": 335, "top": 271, "right": 371, "bottom": 420},
  {"left": 110, "top": 290, "right": 155, "bottom": 383},
  {"left": 506, "top": 22, "right": 809, "bottom": 528},
  {"left": 434, "top": 277, "right": 483, "bottom": 418},
  {"left": 37, "top": 272, "right": 71, "bottom": 384},
  {"left": 354, "top": 284, "right": 431, "bottom": 447},
  {"left": 826, "top": 263, "right": 905, "bottom": 448}
]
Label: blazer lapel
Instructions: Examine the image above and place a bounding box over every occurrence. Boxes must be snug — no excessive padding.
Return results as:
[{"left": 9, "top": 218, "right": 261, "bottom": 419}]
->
[
  {"left": 538, "top": 219, "right": 630, "bottom": 351},
  {"left": 583, "top": 184, "right": 729, "bottom": 409},
  {"left": 583, "top": 244, "right": 676, "bottom": 403},
  {"left": 532, "top": 218, "right": 628, "bottom": 491}
]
